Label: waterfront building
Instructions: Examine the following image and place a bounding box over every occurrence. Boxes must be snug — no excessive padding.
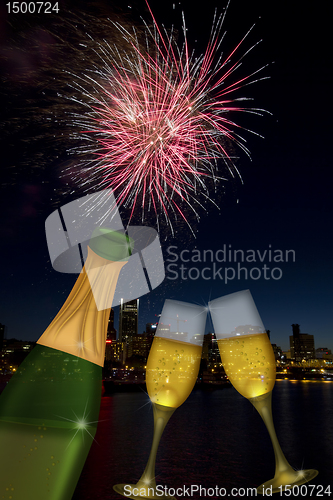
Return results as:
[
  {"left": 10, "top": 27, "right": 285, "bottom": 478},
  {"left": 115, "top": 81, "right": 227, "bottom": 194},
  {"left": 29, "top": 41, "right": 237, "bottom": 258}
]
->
[
  {"left": 0, "top": 339, "right": 35, "bottom": 374},
  {"left": 290, "top": 325, "right": 315, "bottom": 360},
  {"left": 107, "top": 308, "right": 117, "bottom": 341},
  {"left": 271, "top": 343, "right": 283, "bottom": 361},
  {"left": 146, "top": 323, "right": 158, "bottom": 335},
  {"left": 156, "top": 323, "right": 170, "bottom": 335},
  {"left": 232, "top": 324, "right": 265, "bottom": 335},
  {"left": 119, "top": 299, "right": 139, "bottom": 358},
  {"left": 105, "top": 339, "right": 125, "bottom": 363},
  {"left": 130, "top": 334, "right": 153, "bottom": 361},
  {"left": 202, "top": 333, "right": 211, "bottom": 362},
  {"left": 316, "top": 347, "right": 333, "bottom": 361},
  {"left": 202, "top": 333, "right": 220, "bottom": 364},
  {"left": 119, "top": 299, "right": 139, "bottom": 343}
]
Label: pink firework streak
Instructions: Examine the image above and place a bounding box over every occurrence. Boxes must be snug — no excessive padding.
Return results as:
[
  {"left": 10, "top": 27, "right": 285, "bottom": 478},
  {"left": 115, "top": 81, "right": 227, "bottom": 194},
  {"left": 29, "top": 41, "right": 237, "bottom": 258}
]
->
[{"left": 67, "top": 1, "right": 268, "bottom": 232}]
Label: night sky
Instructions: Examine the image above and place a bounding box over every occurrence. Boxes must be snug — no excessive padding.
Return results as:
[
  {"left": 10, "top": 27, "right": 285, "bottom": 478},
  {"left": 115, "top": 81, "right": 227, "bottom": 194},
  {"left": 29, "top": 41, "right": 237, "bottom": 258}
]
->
[{"left": 0, "top": 0, "right": 332, "bottom": 351}]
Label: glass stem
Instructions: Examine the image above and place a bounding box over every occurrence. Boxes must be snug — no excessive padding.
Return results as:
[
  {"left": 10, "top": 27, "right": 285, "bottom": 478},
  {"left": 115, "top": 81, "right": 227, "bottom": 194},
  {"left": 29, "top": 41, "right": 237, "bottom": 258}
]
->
[
  {"left": 249, "top": 391, "right": 294, "bottom": 476},
  {"left": 136, "top": 403, "right": 176, "bottom": 489}
]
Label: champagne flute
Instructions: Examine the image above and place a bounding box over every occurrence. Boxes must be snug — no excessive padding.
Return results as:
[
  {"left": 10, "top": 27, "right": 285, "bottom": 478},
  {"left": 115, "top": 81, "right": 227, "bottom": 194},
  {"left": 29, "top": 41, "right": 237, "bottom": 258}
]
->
[
  {"left": 208, "top": 290, "right": 318, "bottom": 494},
  {"left": 114, "top": 299, "right": 207, "bottom": 499}
]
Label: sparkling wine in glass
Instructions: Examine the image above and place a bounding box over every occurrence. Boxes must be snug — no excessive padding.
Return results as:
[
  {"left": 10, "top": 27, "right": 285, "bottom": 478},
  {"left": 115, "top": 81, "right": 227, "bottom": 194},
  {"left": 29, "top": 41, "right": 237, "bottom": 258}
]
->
[
  {"left": 114, "top": 299, "right": 207, "bottom": 499},
  {"left": 209, "top": 290, "right": 318, "bottom": 494}
]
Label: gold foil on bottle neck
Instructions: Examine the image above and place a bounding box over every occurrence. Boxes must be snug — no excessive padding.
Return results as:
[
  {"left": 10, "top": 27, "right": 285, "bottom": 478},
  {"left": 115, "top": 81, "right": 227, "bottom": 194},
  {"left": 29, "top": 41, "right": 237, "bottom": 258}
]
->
[{"left": 37, "top": 247, "right": 127, "bottom": 366}]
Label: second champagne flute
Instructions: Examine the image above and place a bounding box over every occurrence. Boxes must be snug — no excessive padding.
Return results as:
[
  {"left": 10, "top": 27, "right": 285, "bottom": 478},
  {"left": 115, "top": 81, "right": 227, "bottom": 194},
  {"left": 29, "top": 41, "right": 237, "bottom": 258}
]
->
[
  {"left": 209, "top": 290, "right": 318, "bottom": 494},
  {"left": 114, "top": 299, "right": 207, "bottom": 499}
]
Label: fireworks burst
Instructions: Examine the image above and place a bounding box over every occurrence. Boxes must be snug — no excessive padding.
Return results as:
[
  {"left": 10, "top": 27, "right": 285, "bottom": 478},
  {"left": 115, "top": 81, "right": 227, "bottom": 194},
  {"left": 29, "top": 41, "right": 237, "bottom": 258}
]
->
[
  {"left": 1, "top": 1, "right": 268, "bottom": 234},
  {"left": 66, "top": 2, "right": 267, "bottom": 232}
]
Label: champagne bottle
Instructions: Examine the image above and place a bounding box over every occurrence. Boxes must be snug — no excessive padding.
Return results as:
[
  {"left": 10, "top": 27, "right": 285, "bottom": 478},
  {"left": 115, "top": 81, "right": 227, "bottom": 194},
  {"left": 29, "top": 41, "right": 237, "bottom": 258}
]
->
[{"left": 0, "top": 228, "right": 132, "bottom": 499}]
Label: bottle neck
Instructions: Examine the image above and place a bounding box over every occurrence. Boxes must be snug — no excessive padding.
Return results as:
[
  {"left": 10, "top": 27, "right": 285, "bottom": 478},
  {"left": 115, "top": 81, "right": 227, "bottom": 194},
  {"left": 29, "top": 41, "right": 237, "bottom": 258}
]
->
[{"left": 37, "top": 247, "right": 127, "bottom": 366}]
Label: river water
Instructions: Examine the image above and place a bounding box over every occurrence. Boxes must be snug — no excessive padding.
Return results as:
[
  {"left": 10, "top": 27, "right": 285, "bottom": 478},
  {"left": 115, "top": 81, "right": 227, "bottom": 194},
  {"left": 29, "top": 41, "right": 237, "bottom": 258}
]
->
[{"left": 72, "top": 380, "right": 333, "bottom": 499}]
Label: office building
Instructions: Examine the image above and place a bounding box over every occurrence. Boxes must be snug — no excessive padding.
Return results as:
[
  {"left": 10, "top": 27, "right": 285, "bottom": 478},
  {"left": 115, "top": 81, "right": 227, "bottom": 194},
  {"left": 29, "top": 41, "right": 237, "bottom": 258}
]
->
[
  {"left": 107, "top": 308, "right": 117, "bottom": 341},
  {"left": 119, "top": 299, "right": 139, "bottom": 358},
  {"left": 290, "top": 324, "right": 315, "bottom": 360},
  {"left": 202, "top": 333, "right": 220, "bottom": 364},
  {"left": 316, "top": 347, "right": 333, "bottom": 360},
  {"left": 105, "top": 339, "right": 125, "bottom": 363},
  {"left": 146, "top": 323, "right": 158, "bottom": 336},
  {"left": 271, "top": 343, "right": 282, "bottom": 361},
  {"left": 130, "top": 334, "right": 152, "bottom": 361}
]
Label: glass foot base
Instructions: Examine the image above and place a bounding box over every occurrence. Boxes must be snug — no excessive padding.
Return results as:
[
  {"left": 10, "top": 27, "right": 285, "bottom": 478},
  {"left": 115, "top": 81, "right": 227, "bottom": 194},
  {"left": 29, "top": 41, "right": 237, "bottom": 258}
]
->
[
  {"left": 113, "top": 484, "right": 176, "bottom": 500},
  {"left": 257, "top": 469, "right": 319, "bottom": 494}
]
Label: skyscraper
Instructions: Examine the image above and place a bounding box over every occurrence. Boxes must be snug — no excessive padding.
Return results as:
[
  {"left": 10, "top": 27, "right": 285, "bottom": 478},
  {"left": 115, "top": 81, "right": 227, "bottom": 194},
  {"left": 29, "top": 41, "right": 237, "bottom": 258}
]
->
[
  {"left": 107, "top": 308, "right": 117, "bottom": 341},
  {"left": 119, "top": 299, "right": 139, "bottom": 343},
  {"left": 290, "top": 324, "right": 315, "bottom": 361},
  {"left": 291, "top": 323, "right": 301, "bottom": 361}
]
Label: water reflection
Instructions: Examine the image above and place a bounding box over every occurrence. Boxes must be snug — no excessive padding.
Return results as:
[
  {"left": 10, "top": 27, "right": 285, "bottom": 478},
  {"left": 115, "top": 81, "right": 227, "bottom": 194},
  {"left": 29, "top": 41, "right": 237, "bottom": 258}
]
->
[{"left": 73, "top": 381, "right": 332, "bottom": 500}]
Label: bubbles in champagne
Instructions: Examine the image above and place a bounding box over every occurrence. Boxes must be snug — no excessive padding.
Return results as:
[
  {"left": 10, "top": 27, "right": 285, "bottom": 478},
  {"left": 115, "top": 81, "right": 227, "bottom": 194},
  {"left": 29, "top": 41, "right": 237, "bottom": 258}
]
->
[
  {"left": 146, "top": 337, "right": 202, "bottom": 408},
  {"left": 217, "top": 333, "right": 276, "bottom": 399}
]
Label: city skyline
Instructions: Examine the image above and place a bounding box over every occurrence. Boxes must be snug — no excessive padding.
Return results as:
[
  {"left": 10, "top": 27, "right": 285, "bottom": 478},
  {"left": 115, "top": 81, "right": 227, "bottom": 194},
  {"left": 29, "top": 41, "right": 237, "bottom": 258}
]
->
[
  {"left": 1, "top": 304, "right": 330, "bottom": 355},
  {"left": 0, "top": 0, "right": 332, "bottom": 352}
]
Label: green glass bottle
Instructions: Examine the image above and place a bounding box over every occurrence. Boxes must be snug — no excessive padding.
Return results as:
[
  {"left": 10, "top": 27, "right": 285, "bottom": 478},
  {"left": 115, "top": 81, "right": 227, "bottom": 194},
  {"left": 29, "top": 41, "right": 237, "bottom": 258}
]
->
[{"left": 0, "top": 229, "right": 131, "bottom": 499}]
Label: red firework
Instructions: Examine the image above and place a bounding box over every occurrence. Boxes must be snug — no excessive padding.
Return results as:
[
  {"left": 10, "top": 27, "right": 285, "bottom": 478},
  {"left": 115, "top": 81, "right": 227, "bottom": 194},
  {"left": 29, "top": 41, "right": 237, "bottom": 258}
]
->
[{"left": 68, "top": 1, "right": 267, "bottom": 230}]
